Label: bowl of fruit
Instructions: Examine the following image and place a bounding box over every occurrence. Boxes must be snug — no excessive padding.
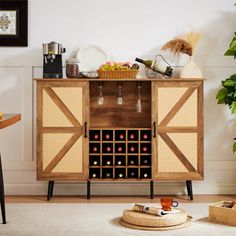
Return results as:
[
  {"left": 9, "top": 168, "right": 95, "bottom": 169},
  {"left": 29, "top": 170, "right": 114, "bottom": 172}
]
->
[{"left": 97, "top": 61, "right": 139, "bottom": 79}]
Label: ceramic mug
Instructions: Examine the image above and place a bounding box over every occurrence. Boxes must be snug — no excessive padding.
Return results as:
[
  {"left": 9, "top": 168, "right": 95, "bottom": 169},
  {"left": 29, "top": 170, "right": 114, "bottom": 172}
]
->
[{"left": 160, "top": 197, "right": 178, "bottom": 211}]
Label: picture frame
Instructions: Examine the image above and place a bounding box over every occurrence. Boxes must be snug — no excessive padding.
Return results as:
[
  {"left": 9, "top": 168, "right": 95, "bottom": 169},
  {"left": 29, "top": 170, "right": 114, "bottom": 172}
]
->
[{"left": 0, "top": 0, "right": 28, "bottom": 47}]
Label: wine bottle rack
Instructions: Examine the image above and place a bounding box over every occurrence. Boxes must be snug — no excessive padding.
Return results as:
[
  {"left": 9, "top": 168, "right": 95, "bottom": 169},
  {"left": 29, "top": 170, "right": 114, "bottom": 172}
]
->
[{"left": 89, "top": 128, "right": 152, "bottom": 179}]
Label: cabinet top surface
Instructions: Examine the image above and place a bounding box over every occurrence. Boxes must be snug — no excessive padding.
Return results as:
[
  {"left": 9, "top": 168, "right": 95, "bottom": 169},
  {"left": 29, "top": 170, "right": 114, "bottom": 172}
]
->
[{"left": 34, "top": 78, "right": 206, "bottom": 82}]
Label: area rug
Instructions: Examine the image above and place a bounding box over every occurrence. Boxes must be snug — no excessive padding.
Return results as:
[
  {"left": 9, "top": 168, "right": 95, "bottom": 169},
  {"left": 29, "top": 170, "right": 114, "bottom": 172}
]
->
[{"left": 0, "top": 203, "right": 236, "bottom": 236}]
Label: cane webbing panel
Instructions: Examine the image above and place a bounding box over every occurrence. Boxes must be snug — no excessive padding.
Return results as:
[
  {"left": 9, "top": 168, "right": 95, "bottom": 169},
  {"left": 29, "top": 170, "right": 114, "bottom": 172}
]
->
[
  {"left": 52, "top": 136, "right": 83, "bottom": 173},
  {"left": 43, "top": 90, "right": 72, "bottom": 127},
  {"left": 158, "top": 136, "right": 188, "bottom": 172},
  {"left": 52, "top": 87, "right": 83, "bottom": 124},
  {"left": 157, "top": 88, "right": 188, "bottom": 124},
  {"left": 169, "top": 90, "right": 197, "bottom": 126},
  {"left": 168, "top": 133, "right": 197, "bottom": 170},
  {"left": 42, "top": 133, "right": 73, "bottom": 170}
]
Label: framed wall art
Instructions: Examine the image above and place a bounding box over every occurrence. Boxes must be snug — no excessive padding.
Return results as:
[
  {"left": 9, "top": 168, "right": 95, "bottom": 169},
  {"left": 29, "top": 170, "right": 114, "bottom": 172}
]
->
[{"left": 0, "top": 0, "right": 28, "bottom": 47}]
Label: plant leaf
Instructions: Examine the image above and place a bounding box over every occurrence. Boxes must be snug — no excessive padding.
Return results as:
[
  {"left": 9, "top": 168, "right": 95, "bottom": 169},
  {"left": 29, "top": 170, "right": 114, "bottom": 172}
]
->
[
  {"left": 223, "top": 80, "right": 236, "bottom": 86},
  {"left": 233, "top": 142, "right": 236, "bottom": 153},
  {"left": 230, "top": 37, "right": 236, "bottom": 49},
  {"left": 216, "top": 88, "right": 228, "bottom": 103},
  {"left": 231, "top": 101, "right": 236, "bottom": 114},
  {"left": 224, "top": 48, "right": 236, "bottom": 56},
  {"left": 224, "top": 37, "right": 236, "bottom": 55},
  {"left": 230, "top": 74, "right": 236, "bottom": 80}
]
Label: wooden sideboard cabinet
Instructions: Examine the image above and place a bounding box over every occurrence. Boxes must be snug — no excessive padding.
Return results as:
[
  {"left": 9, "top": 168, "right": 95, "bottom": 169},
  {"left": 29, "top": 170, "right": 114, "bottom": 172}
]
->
[{"left": 35, "top": 78, "right": 204, "bottom": 200}]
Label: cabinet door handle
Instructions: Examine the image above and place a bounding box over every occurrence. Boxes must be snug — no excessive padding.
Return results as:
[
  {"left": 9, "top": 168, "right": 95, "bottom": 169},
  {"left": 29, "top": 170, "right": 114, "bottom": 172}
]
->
[
  {"left": 152, "top": 122, "right": 157, "bottom": 138},
  {"left": 83, "top": 122, "right": 88, "bottom": 138}
]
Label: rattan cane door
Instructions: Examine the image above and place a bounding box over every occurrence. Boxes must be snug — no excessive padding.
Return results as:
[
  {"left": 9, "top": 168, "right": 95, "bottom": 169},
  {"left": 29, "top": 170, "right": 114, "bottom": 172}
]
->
[
  {"left": 37, "top": 81, "right": 89, "bottom": 180},
  {"left": 152, "top": 81, "right": 204, "bottom": 180}
]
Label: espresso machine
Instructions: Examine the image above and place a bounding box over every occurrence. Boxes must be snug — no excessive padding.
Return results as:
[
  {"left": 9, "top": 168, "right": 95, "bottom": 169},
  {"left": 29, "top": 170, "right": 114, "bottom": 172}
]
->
[{"left": 43, "top": 41, "right": 66, "bottom": 78}]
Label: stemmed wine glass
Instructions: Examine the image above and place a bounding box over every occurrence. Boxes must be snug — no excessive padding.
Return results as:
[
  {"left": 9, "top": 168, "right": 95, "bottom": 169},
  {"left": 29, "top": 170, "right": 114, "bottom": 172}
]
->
[
  {"left": 97, "top": 82, "right": 104, "bottom": 105},
  {"left": 117, "top": 82, "right": 123, "bottom": 105},
  {"left": 136, "top": 82, "right": 142, "bottom": 113}
]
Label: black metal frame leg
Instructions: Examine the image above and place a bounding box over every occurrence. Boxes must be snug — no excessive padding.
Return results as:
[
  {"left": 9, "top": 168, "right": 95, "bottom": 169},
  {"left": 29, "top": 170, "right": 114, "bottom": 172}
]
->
[
  {"left": 150, "top": 181, "right": 154, "bottom": 199},
  {"left": 186, "top": 180, "right": 193, "bottom": 200},
  {"left": 87, "top": 181, "right": 91, "bottom": 199},
  {"left": 50, "top": 181, "right": 54, "bottom": 197},
  {"left": 0, "top": 154, "right": 7, "bottom": 224},
  {"left": 0, "top": 154, "right": 6, "bottom": 224},
  {"left": 47, "top": 181, "right": 54, "bottom": 201}
]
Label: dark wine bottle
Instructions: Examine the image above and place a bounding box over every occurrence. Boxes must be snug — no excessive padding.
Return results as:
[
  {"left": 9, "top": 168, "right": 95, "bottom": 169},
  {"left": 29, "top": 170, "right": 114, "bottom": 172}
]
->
[
  {"left": 143, "top": 134, "right": 148, "bottom": 140},
  {"left": 130, "top": 172, "right": 135, "bottom": 177},
  {"left": 115, "top": 130, "right": 126, "bottom": 141},
  {"left": 115, "top": 143, "right": 126, "bottom": 153},
  {"left": 128, "top": 143, "right": 138, "bottom": 153},
  {"left": 135, "top": 57, "right": 172, "bottom": 77},
  {"left": 89, "top": 168, "right": 100, "bottom": 179},
  {"left": 92, "top": 173, "right": 97, "bottom": 178},
  {"left": 142, "top": 146, "right": 148, "bottom": 152},
  {"left": 130, "top": 146, "right": 135, "bottom": 152},
  {"left": 102, "top": 130, "right": 113, "bottom": 141},
  {"left": 119, "top": 173, "right": 123, "bottom": 178},
  {"left": 130, "top": 134, "right": 135, "bottom": 140}
]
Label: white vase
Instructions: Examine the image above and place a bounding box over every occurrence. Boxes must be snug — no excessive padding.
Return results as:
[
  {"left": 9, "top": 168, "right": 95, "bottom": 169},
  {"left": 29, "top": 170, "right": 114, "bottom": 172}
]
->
[{"left": 180, "top": 56, "right": 202, "bottom": 78}]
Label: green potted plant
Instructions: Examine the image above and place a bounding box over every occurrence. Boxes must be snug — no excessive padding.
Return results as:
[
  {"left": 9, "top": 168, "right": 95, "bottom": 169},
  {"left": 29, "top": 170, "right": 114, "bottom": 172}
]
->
[{"left": 216, "top": 6, "right": 236, "bottom": 152}]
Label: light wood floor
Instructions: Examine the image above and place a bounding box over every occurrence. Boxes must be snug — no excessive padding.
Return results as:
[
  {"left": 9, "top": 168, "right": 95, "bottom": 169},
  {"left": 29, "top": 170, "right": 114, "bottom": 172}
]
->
[{"left": 5, "top": 195, "right": 236, "bottom": 203}]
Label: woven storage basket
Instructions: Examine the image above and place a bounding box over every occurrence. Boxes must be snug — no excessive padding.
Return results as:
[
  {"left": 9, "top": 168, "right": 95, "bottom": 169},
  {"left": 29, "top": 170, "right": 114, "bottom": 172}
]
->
[
  {"left": 209, "top": 201, "right": 236, "bottom": 226},
  {"left": 97, "top": 70, "right": 138, "bottom": 79}
]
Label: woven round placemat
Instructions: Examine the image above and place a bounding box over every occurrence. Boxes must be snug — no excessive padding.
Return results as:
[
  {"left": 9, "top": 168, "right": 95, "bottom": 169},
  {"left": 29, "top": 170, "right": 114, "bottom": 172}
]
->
[
  {"left": 119, "top": 216, "right": 192, "bottom": 231},
  {"left": 122, "top": 209, "right": 188, "bottom": 227}
]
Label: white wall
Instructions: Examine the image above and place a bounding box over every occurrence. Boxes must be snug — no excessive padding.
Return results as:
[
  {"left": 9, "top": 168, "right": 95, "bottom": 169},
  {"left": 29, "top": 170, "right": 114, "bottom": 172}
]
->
[{"left": 1, "top": 0, "right": 236, "bottom": 196}]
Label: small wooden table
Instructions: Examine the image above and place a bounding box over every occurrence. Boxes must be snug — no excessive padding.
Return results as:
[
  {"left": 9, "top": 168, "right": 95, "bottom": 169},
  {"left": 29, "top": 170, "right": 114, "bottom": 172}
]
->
[{"left": 0, "top": 113, "right": 21, "bottom": 224}]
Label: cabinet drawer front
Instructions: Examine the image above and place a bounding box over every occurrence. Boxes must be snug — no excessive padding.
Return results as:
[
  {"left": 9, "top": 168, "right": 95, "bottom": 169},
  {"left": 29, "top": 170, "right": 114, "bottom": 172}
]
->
[
  {"left": 152, "top": 81, "right": 203, "bottom": 180},
  {"left": 37, "top": 82, "right": 89, "bottom": 180}
]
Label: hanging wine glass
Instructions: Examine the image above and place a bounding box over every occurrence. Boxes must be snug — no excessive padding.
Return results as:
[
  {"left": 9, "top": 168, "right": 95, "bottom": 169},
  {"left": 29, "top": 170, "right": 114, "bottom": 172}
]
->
[
  {"left": 97, "top": 82, "right": 104, "bottom": 105},
  {"left": 136, "top": 82, "right": 142, "bottom": 113},
  {"left": 117, "top": 81, "right": 123, "bottom": 105}
]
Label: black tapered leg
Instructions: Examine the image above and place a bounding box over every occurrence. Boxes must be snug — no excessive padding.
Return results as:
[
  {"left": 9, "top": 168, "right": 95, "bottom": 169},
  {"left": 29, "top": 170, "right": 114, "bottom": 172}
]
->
[
  {"left": 47, "top": 181, "right": 54, "bottom": 201},
  {"left": 0, "top": 154, "right": 6, "bottom": 224},
  {"left": 150, "top": 181, "right": 154, "bottom": 199},
  {"left": 87, "top": 181, "right": 91, "bottom": 199},
  {"left": 186, "top": 180, "right": 193, "bottom": 200},
  {"left": 50, "top": 181, "right": 54, "bottom": 197}
]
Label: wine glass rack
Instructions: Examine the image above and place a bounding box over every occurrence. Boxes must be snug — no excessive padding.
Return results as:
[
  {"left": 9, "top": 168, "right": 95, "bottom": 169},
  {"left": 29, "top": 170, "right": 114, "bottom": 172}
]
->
[{"left": 89, "top": 128, "right": 152, "bottom": 179}]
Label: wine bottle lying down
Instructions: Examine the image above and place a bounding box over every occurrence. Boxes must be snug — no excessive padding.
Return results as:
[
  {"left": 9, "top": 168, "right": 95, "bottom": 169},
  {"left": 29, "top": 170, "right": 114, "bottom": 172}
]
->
[{"left": 135, "top": 57, "right": 173, "bottom": 77}]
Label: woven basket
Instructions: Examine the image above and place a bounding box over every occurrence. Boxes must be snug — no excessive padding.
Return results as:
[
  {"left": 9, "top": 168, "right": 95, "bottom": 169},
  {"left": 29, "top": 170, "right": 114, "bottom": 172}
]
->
[
  {"left": 122, "top": 209, "right": 188, "bottom": 228},
  {"left": 209, "top": 201, "right": 236, "bottom": 226},
  {"left": 97, "top": 70, "right": 138, "bottom": 79}
]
